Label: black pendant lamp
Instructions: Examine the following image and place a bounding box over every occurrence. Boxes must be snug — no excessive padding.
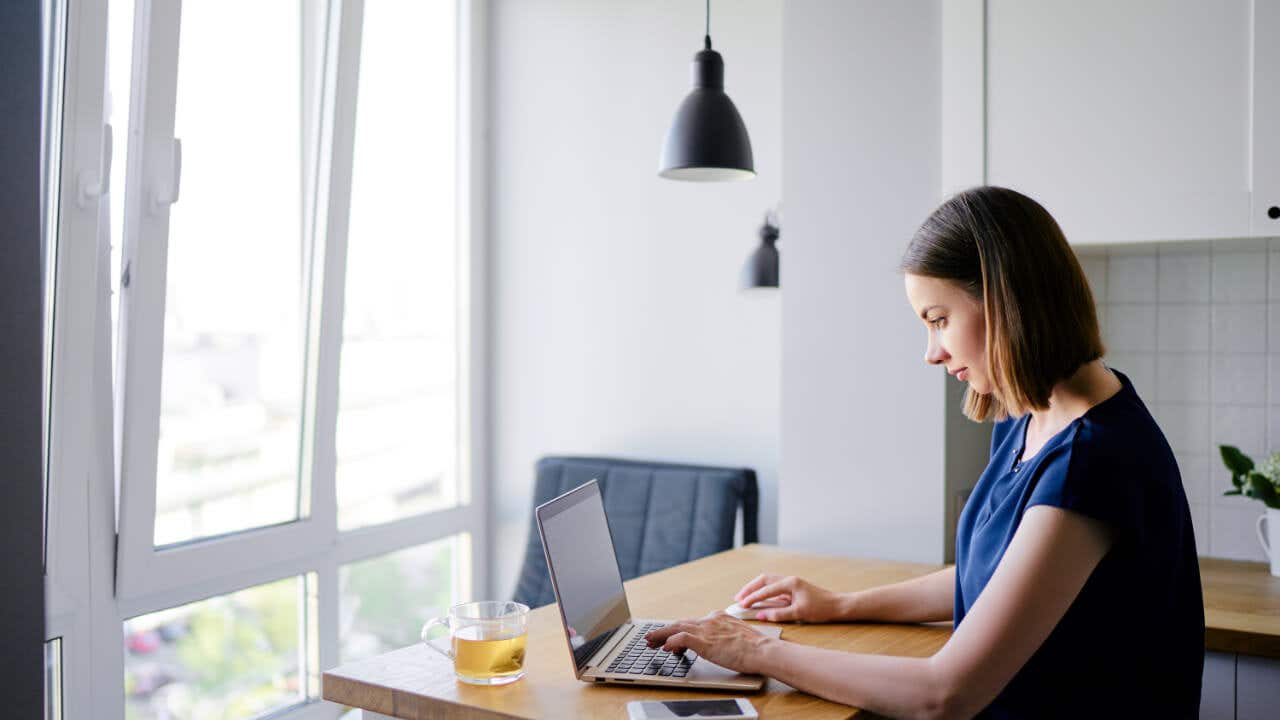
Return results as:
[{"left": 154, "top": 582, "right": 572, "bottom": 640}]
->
[
  {"left": 740, "top": 211, "right": 779, "bottom": 289},
  {"left": 659, "top": 0, "right": 754, "bottom": 181}
]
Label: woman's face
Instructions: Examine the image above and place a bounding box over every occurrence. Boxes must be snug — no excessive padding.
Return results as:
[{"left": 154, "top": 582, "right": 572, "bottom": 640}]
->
[{"left": 904, "top": 274, "right": 990, "bottom": 394}]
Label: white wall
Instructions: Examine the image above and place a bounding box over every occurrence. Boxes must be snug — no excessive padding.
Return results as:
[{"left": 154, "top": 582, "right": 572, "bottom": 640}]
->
[
  {"left": 780, "top": 0, "right": 949, "bottom": 562},
  {"left": 488, "top": 0, "right": 783, "bottom": 599}
]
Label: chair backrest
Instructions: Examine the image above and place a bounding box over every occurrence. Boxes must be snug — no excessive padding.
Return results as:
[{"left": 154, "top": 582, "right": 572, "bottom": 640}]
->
[{"left": 511, "top": 456, "right": 759, "bottom": 609}]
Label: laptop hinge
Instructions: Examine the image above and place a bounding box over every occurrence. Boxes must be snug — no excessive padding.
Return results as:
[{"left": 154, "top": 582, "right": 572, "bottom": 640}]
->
[{"left": 585, "top": 623, "right": 634, "bottom": 669}]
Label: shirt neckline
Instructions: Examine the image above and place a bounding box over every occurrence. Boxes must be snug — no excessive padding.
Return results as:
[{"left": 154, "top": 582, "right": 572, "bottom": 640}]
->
[{"left": 1010, "top": 367, "right": 1130, "bottom": 474}]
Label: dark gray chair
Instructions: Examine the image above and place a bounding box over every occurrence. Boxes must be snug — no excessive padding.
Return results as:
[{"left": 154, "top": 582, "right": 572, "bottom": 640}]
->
[{"left": 512, "top": 456, "right": 759, "bottom": 609}]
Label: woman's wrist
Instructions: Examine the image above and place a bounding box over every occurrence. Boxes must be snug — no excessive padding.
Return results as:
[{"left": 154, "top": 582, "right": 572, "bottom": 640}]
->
[
  {"left": 835, "top": 591, "right": 862, "bottom": 622},
  {"left": 750, "top": 635, "right": 786, "bottom": 676}
]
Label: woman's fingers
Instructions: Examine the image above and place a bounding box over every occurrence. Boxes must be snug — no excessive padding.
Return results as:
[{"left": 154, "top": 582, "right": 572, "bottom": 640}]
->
[
  {"left": 644, "top": 621, "right": 696, "bottom": 646},
  {"left": 661, "top": 631, "right": 705, "bottom": 655},
  {"left": 755, "top": 603, "right": 798, "bottom": 622},
  {"left": 733, "top": 573, "right": 775, "bottom": 603},
  {"left": 740, "top": 578, "right": 794, "bottom": 610}
]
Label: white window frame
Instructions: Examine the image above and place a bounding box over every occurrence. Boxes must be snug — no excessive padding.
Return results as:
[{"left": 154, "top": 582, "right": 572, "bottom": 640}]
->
[
  {"left": 44, "top": 0, "right": 124, "bottom": 714},
  {"left": 44, "top": 0, "right": 490, "bottom": 716}
]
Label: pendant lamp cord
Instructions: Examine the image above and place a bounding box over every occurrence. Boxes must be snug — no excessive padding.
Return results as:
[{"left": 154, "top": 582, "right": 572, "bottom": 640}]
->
[{"left": 704, "top": 0, "right": 711, "bottom": 49}]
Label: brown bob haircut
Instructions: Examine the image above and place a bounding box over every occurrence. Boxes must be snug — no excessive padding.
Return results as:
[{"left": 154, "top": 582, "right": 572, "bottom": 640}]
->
[{"left": 899, "top": 186, "right": 1105, "bottom": 423}]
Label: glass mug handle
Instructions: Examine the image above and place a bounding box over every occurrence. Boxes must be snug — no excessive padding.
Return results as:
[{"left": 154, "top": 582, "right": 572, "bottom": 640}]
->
[{"left": 421, "top": 616, "right": 455, "bottom": 661}]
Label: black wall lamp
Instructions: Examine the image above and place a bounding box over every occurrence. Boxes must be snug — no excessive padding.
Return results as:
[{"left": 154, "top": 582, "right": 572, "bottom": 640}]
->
[
  {"left": 658, "top": 0, "right": 754, "bottom": 181},
  {"left": 741, "top": 211, "right": 779, "bottom": 289}
]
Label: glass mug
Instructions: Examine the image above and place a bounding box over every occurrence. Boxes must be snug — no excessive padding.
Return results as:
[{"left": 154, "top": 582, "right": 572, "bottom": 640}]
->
[{"left": 422, "top": 601, "right": 530, "bottom": 685}]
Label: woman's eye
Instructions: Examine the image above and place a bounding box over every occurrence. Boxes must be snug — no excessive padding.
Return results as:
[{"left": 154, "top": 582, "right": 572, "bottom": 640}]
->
[{"left": 929, "top": 317, "right": 946, "bottom": 329}]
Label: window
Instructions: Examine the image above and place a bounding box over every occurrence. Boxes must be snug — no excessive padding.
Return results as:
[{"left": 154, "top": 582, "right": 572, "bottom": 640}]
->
[
  {"left": 123, "top": 575, "right": 315, "bottom": 719},
  {"left": 337, "top": 0, "right": 461, "bottom": 531},
  {"left": 339, "top": 535, "right": 468, "bottom": 662},
  {"left": 151, "top": 0, "right": 312, "bottom": 546},
  {"left": 42, "top": 1, "right": 487, "bottom": 717}
]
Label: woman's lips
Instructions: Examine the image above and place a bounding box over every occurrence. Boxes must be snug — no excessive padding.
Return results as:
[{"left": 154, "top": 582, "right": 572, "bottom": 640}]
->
[{"left": 954, "top": 367, "right": 969, "bottom": 381}]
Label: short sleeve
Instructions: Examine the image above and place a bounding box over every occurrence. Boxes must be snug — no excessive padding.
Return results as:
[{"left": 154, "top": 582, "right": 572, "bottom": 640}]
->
[{"left": 1026, "top": 430, "right": 1147, "bottom": 544}]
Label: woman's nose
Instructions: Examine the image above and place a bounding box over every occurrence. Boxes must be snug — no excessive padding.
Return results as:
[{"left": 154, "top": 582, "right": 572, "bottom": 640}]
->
[{"left": 925, "top": 336, "right": 948, "bottom": 366}]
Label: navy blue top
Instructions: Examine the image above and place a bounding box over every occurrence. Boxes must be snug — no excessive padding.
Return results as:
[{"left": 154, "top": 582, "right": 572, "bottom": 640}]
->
[{"left": 954, "top": 368, "right": 1204, "bottom": 718}]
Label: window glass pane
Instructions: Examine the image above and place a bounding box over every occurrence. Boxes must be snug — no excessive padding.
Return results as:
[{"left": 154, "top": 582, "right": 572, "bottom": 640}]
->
[
  {"left": 154, "top": 2, "right": 316, "bottom": 545},
  {"left": 124, "top": 576, "right": 305, "bottom": 719},
  {"left": 44, "top": 638, "right": 62, "bottom": 720},
  {"left": 336, "top": 0, "right": 460, "bottom": 530},
  {"left": 339, "top": 535, "right": 466, "bottom": 662}
]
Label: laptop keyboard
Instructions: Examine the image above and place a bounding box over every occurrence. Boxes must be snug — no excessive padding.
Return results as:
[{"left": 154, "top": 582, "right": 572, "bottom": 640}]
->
[{"left": 605, "top": 623, "right": 698, "bottom": 677}]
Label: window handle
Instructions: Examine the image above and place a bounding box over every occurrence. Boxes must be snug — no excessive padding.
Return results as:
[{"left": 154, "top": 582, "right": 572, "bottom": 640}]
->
[
  {"left": 151, "top": 137, "right": 182, "bottom": 214},
  {"left": 77, "top": 123, "right": 112, "bottom": 208}
]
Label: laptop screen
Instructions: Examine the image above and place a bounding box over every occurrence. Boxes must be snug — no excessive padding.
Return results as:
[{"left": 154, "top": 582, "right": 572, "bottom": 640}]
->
[{"left": 536, "top": 481, "right": 631, "bottom": 669}]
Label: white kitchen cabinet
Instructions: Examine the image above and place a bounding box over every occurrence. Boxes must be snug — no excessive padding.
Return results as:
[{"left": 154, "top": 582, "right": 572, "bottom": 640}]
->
[{"left": 943, "top": 0, "right": 1280, "bottom": 245}]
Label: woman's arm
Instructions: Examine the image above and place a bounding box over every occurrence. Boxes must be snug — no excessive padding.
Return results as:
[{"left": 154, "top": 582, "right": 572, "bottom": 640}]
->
[
  {"left": 844, "top": 566, "right": 956, "bottom": 623},
  {"left": 734, "top": 566, "right": 954, "bottom": 624},
  {"left": 655, "top": 506, "right": 1113, "bottom": 719}
]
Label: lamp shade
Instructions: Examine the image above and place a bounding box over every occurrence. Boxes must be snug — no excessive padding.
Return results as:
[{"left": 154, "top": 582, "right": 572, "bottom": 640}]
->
[
  {"left": 740, "top": 216, "right": 779, "bottom": 289},
  {"left": 659, "top": 48, "right": 754, "bottom": 181}
]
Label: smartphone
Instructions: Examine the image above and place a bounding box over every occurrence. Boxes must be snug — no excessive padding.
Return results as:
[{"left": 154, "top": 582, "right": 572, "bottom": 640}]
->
[{"left": 625, "top": 698, "right": 758, "bottom": 720}]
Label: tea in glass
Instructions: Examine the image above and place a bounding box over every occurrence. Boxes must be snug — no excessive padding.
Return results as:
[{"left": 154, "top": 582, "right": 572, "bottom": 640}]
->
[
  {"left": 422, "top": 600, "right": 530, "bottom": 685},
  {"left": 452, "top": 625, "right": 527, "bottom": 680}
]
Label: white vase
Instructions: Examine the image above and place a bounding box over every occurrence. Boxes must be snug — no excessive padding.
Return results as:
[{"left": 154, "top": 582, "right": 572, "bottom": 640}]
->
[{"left": 1258, "top": 507, "right": 1280, "bottom": 577}]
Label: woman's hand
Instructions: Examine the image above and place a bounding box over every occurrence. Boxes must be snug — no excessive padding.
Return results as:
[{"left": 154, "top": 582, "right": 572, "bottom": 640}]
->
[
  {"left": 643, "top": 612, "right": 776, "bottom": 675},
  {"left": 734, "top": 573, "right": 847, "bottom": 623}
]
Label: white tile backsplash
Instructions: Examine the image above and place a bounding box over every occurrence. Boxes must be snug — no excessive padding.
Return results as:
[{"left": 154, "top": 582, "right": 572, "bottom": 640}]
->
[
  {"left": 1216, "top": 238, "right": 1270, "bottom": 254},
  {"left": 1208, "top": 504, "right": 1268, "bottom": 562},
  {"left": 1156, "top": 304, "right": 1211, "bottom": 352},
  {"left": 1187, "top": 503, "right": 1209, "bottom": 553},
  {"left": 1269, "top": 303, "right": 1280, "bottom": 352},
  {"left": 1158, "top": 251, "right": 1211, "bottom": 302},
  {"left": 1079, "top": 255, "right": 1108, "bottom": 304},
  {"left": 1211, "top": 304, "right": 1268, "bottom": 353},
  {"left": 1211, "top": 354, "right": 1267, "bottom": 406},
  {"left": 1211, "top": 250, "right": 1268, "bottom": 302},
  {"left": 1175, "top": 454, "right": 1210, "bottom": 505},
  {"left": 1105, "top": 304, "right": 1157, "bottom": 352},
  {"left": 1157, "top": 354, "right": 1210, "bottom": 403},
  {"left": 1211, "top": 405, "right": 1266, "bottom": 459},
  {"left": 1269, "top": 356, "right": 1280, "bottom": 405},
  {"left": 1213, "top": 487, "right": 1261, "bottom": 511},
  {"left": 1269, "top": 405, "right": 1280, "bottom": 453},
  {"left": 1108, "top": 254, "right": 1157, "bottom": 302},
  {"left": 1153, "top": 403, "right": 1211, "bottom": 456},
  {"left": 1103, "top": 353, "right": 1155, "bottom": 401},
  {"left": 1268, "top": 253, "right": 1280, "bottom": 299},
  {"left": 1094, "top": 241, "right": 1280, "bottom": 559}
]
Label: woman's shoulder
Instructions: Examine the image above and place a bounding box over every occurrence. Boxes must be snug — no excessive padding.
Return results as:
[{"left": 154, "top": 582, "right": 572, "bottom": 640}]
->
[
  {"left": 1060, "top": 377, "right": 1180, "bottom": 504},
  {"left": 1072, "top": 372, "right": 1165, "bottom": 455}
]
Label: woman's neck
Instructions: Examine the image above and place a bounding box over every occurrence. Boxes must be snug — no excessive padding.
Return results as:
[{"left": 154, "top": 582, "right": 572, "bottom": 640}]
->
[{"left": 1027, "top": 360, "right": 1122, "bottom": 436}]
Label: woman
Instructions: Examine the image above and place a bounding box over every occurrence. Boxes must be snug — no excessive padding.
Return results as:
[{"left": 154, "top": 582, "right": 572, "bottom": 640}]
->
[{"left": 645, "top": 186, "right": 1204, "bottom": 718}]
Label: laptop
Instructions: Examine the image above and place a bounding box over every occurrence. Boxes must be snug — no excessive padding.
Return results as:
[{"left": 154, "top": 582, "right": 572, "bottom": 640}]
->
[{"left": 535, "top": 479, "right": 781, "bottom": 690}]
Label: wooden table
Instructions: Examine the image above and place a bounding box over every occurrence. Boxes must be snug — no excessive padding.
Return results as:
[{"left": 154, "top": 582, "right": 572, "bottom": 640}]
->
[
  {"left": 323, "top": 545, "right": 950, "bottom": 719},
  {"left": 1201, "top": 557, "right": 1280, "bottom": 659},
  {"left": 322, "top": 546, "right": 1280, "bottom": 719}
]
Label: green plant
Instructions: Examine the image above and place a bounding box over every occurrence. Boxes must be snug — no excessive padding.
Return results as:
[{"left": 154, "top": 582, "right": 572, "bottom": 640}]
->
[{"left": 1219, "top": 445, "right": 1280, "bottom": 509}]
